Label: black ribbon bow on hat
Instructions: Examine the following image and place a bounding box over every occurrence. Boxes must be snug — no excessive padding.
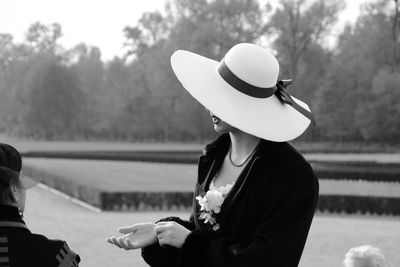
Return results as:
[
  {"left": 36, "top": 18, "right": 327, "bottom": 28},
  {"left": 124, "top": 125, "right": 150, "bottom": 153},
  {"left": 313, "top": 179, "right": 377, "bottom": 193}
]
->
[
  {"left": 217, "top": 59, "right": 316, "bottom": 126},
  {"left": 275, "top": 80, "right": 316, "bottom": 126}
]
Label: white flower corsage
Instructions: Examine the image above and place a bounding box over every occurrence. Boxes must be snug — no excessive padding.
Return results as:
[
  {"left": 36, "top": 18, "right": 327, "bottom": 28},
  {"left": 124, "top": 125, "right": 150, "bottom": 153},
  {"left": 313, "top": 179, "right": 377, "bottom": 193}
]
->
[{"left": 196, "top": 182, "right": 234, "bottom": 231}]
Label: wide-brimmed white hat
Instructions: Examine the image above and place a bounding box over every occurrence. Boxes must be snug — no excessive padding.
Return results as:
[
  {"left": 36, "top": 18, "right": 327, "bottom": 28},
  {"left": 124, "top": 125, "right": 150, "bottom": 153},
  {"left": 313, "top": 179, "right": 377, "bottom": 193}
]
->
[{"left": 170, "top": 43, "right": 315, "bottom": 142}]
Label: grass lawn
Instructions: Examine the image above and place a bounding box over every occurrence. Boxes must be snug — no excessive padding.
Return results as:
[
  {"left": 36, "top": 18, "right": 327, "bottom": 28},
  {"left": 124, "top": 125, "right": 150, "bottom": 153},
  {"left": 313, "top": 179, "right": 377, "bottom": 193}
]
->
[
  {"left": 23, "top": 158, "right": 197, "bottom": 192},
  {"left": 2, "top": 136, "right": 203, "bottom": 153}
]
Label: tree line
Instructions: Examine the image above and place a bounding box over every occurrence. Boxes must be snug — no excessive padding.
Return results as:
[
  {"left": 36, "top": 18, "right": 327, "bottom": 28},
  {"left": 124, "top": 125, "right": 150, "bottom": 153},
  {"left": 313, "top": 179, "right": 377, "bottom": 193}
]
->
[{"left": 0, "top": 0, "right": 399, "bottom": 143}]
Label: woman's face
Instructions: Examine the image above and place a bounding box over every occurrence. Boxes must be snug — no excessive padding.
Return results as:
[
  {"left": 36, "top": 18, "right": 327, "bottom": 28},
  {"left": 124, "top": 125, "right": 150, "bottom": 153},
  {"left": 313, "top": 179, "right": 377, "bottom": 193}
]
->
[{"left": 209, "top": 111, "right": 238, "bottom": 134}]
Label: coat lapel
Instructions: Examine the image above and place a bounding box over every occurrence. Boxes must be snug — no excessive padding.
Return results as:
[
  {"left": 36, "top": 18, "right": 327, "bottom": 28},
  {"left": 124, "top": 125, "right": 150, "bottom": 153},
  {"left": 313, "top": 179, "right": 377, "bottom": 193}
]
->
[
  {"left": 193, "top": 134, "right": 230, "bottom": 230},
  {"left": 215, "top": 140, "right": 282, "bottom": 226},
  {"left": 215, "top": 156, "right": 261, "bottom": 225},
  {"left": 197, "top": 134, "right": 230, "bottom": 190}
]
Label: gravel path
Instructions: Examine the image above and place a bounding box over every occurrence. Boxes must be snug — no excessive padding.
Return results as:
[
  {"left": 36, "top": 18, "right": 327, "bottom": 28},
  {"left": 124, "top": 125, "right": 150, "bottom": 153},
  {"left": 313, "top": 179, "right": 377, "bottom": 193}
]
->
[
  {"left": 23, "top": 186, "right": 400, "bottom": 267},
  {"left": 24, "top": 186, "right": 178, "bottom": 267}
]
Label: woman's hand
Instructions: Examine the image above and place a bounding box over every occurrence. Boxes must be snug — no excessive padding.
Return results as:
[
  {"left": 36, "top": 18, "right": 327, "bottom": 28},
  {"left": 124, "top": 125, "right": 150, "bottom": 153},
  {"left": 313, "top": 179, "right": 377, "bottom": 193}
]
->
[
  {"left": 154, "top": 221, "right": 191, "bottom": 248},
  {"left": 105, "top": 222, "right": 158, "bottom": 250}
]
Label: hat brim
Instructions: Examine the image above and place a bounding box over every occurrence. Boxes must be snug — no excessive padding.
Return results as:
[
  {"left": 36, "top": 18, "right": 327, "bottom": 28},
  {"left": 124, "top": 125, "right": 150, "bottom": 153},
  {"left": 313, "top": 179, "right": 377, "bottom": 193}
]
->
[
  {"left": 0, "top": 167, "right": 42, "bottom": 189},
  {"left": 171, "top": 50, "right": 311, "bottom": 142}
]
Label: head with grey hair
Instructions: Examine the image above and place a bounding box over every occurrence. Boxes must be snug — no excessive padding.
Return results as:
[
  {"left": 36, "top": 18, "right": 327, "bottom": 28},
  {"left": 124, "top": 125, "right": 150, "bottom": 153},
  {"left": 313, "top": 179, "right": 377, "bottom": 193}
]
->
[{"left": 343, "top": 245, "right": 389, "bottom": 267}]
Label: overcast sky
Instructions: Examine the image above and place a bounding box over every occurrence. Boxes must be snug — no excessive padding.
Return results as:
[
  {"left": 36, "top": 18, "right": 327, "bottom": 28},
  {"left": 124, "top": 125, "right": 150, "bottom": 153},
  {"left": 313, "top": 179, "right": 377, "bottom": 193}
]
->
[{"left": 0, "top": 0, "right": 371, "bottom": 61}]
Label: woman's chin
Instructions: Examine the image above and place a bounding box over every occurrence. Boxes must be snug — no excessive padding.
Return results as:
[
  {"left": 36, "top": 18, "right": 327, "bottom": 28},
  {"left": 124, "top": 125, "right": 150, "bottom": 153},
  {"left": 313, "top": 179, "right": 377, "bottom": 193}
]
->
[
  {"left": 214, "top": 128, "right": 225, "bottom": 134},
  {"left": 213, "top": 124, "right": 229, "bottom": 133},
  {"left": 213, "top": 122, "right": 240, "bottom": 134}
]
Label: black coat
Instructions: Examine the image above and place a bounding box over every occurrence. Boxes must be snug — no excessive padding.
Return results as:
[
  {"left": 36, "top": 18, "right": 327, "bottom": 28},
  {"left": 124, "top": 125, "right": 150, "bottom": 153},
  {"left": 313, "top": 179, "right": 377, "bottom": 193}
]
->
[
  {"left": 0, "top": 205, "right": 80, "bottom": 267},
  {"left": 142, "top": 134, "right": 319, "bottom": 267}
]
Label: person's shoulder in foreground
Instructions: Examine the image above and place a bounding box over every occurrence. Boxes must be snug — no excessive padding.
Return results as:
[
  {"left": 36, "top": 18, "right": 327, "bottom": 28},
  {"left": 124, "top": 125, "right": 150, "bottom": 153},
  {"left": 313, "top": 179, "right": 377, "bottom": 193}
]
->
[
  {"left": 0, "top": 143, "right": 80, "bottom": 267},
  {"left": 0, "top": 224, "right": 80, "bottom": 267}
]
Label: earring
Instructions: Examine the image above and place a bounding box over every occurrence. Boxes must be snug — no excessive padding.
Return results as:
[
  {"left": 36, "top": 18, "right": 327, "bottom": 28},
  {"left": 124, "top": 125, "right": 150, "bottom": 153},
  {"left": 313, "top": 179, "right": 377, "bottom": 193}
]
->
[{"left": 18, "top": 208, "right": 24, "bottom": 219}]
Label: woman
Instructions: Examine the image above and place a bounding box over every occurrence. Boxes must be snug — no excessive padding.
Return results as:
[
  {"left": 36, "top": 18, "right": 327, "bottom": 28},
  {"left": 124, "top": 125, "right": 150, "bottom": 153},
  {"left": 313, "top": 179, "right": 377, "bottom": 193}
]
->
[
  {"left": 0, "top": 143, "right": 80, "bottom": 267},
  {"left": 106, "top": 43, "right": 319, "bottom": 267}
]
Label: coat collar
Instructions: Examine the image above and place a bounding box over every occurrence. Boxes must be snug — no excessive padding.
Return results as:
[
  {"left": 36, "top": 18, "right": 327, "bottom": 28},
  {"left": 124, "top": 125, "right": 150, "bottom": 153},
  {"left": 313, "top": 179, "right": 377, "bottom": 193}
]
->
[
  {"left": 0, "top": 205, "right": 29, "bottom": 232},
  {"left": 202, "top": 133, "right": 290, "bottom": 163},
  {"left": 0, "top": 205, "right": 23, "bottom": 220},
  {"left": 197, "top": 133, "right": 294, "bottom": 191}
]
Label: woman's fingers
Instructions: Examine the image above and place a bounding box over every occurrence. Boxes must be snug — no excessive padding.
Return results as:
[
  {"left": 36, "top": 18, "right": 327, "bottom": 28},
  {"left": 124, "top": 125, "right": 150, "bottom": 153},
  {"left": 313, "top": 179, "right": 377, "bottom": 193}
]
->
[
  {"left": 119, "top": 237, "right": 131, "bottom": 250},
  {"left": 157, "top": 236, "right": 167, "bottom": 247},
  {"left": 154, "top": 221, "right": 191, "bottom": 249},
  {"left": 110, "top": 237, "right": 122, "bottom": 248},
  {"left": 118, "top": 225, "right": 138, "bottom": 234},
  {"left": 154, "top": 224, "right": 168, "bottom": 235},
  {"left": 107, "top": 222, "right": 181, "bottom": 250},
  {"left": 106, "top": 234, "right": 144, "bottom": 250},
  {"left": 154, "top": 225, "right": 169, "bottom": 247},
  {"left": 118, "top": 222, "right": 156, "bottom": 234}
]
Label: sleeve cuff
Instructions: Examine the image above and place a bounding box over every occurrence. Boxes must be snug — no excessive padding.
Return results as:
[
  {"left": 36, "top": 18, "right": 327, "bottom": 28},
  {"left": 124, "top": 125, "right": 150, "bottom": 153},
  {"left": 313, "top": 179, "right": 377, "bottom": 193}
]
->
[
  {"left": 177, "top": 229, "right": 221, "bottom": 266},
  {"left": 156, "top": 216, "right": 195, "bottom": 231}
]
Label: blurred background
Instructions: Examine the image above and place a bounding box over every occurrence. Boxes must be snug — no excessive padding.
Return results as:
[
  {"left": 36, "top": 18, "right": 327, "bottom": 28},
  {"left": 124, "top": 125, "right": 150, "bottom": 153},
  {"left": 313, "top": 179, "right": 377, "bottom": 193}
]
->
[
  {"left": 0, "top": 0, "right": 399, "bottom": 145},
  {"left": 1, "top": 0, "right": 400, "bottom": 266}
]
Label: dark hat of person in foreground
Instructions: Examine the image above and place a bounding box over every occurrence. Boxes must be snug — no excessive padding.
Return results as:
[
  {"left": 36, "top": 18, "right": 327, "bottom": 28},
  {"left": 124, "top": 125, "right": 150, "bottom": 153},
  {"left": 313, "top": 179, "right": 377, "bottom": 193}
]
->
[{"left": 0, "top": 143, "right": 41, "bottom": 189}]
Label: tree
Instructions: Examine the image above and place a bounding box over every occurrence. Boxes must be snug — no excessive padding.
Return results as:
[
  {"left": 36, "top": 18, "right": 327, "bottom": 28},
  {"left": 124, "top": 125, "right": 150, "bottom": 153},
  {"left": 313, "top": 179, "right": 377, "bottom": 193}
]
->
[
  {"left": 69, "top": 44, "right": 106, "bottom": 137},
  {"left": 123, "top": 11, "right": 168, "bottom": 58},
  {"left": 121, "top": 0, "right": 266, "bottom": 140},
  {"left": 103, "top": 57, "right": 144, "bottom": 139},
  {"left": 0, "top": 34, "right": 34, "bottom": 133},
  {"left": 0, "top": 34, "right": 14, "bottom": 72},
  {"left": 25, "top": 57, "right": 85, "bottom": 139},
  {"left": 356, "top": 69, "right": 400, "bottom": 142},
  {"left": 25, "top": 22, "right": 64, "bottom": 55},
  {"left": 314, "top": 0, "right": 399, "bottom": 142},
  {"left": 268, "top": 0, "right": 345, "bottom": 79},
  {"left": 167, "top": 0, "right": 264, "bottom": 58},
  {"left": 0, "top": 34, "right": 17, "bottom": 131},
  {"left": 392, "top": 0, "right": 400, "bottom": 68}
]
